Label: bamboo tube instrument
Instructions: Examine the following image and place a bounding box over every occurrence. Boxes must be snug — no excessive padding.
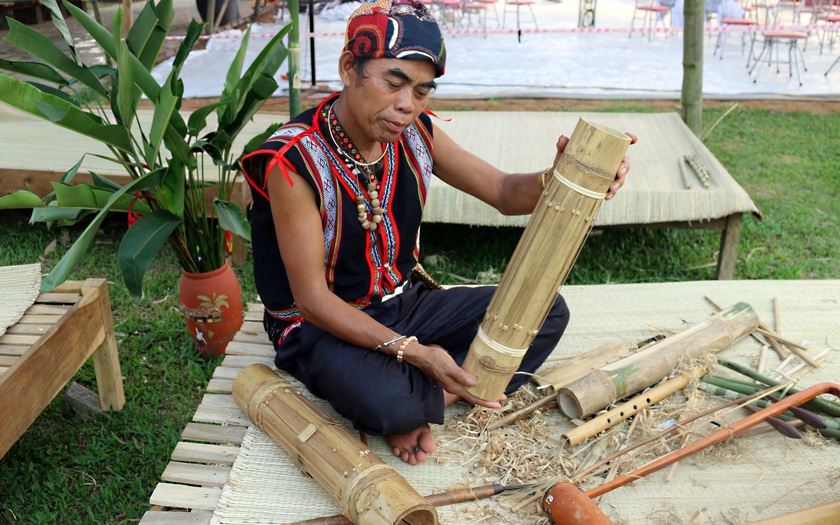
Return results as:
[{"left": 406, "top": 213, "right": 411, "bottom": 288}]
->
[
  {"left": 557, "top": 302, "right": 760, "bottom": 420},
  {"left": 543, "top": 383, "right": 840, "bottom": 525},
  {"left": 461, "top": 118, "right": 632, "bottom": 401},
  {"left": 232, "top": 364, "right": 438, "bottom": 525}
]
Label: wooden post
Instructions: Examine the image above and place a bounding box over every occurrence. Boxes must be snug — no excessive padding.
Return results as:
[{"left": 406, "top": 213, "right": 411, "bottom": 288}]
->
[
  {"left": 461, "top": 119, "right": 631, "bottom": 402},
  {"left": 83, "top": 279, "right": 126, "bottom": 411},
  {"left": 232, "top": 364, "right": 438, "bottom": 525},
  {"left": 715, "top": 212, "right": 742, "bottom": 279},
  {"left": 681, "top": 0, "right": 704, "bottom": 136},
  {"left": 287, "top": 0, "right": 301, "bottom": 118},
  {"left": 557, "top": 302, "right": 759, "bottom": 419}
]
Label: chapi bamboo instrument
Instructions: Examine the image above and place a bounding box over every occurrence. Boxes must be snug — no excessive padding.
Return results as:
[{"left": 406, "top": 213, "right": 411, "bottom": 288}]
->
[
  {"left": 232, "top": 364, "right": 437, "bottom": 525},
  {"left": 462, "top": 118, "right": 632, "bottom": 401}
]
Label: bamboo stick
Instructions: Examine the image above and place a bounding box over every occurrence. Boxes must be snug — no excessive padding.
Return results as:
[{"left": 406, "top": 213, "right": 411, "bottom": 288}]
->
[
  {"left": 717, "top": 359, "right": 840, "bottom": 418},
  {"left": 557, "top": 303, "right": 759, "bottom": 419},
  {"left": 704, "top": 296, "right": 787, "bottom": 359},
  {"left": 461, "top": 119, "right": 632, "bottom": 402},
  {"left": 232, "top": 364, "right": 437, "bottom": 525}
]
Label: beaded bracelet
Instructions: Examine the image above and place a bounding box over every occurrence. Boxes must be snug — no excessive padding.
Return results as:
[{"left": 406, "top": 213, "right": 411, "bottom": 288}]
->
[
  {"left": 396, "top": 336, "right": 418, "bottom": 364},
  {"left": 374, "top": 334, "right": 406, "bottom": 352}
]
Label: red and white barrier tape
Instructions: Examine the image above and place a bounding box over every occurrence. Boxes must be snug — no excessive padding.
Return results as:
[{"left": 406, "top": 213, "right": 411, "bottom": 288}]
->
[{"left": 162, "top": 22, "right": 840, "bottom": 40}]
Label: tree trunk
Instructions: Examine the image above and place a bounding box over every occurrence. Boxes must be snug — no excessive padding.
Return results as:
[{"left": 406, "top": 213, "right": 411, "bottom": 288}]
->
[{"left": 681, "top": 0, "right": 704, "bottom": 135}]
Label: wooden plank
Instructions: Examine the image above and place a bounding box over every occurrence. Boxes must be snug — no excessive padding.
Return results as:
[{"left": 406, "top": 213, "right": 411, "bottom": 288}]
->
[
  {"left": 206, "top": 378, "right": 233, "bottom": 394},
  {"left": 26, "top": 304, "right": 71, "bottom": 315},
  {"left": 212, "top": 367, "right": 241, "bottom": 381},
  {"left": 0, "top": 356, "right": 19, "bottom": 367},
  {"left": 192, "top": 403, "right": 249, "bottom": 427},
  {"left": 161, "top": 461, "right": 231, "bottom": 487},
  {"left": 0, "top": 366, "right": 8, "bottom": 376},
  {"left": 171, "top": 442, "right": 239, "bottom": 465},
  {"left": 16, "top": 314, "right": 63, "bottom": 324},
  {"left": 0, "top": 345, "right": 27, "bottom": 356},
  {"left": 199, "top": 394, "right": 237, "bottom": 408},
  {"left": 224, "top": 340, "right": 274, "bottom": 357},
  {"left": 181, "top": 422, "right": 247, "bottom": 445},
  {"left": 139, "top": 510, "right": 212, "bottom": 525},
  {"left": 0, "top": 334, "right": 41, "bottom": 345},
  {"left": 241, "top": 320, "right": 264, "bottom": 332},
  {"left": 220, "top": 355, "right": 272, "bottom": 369},
  {"left": 6, "top": 323, "right": 51, "bottom": 336},
  {"left": 149, "top": 483, "right": 221, "bottom": 512},
  {"left": 35, "top": 292, "right": 81, "bottom": 304},
  {"left": 232, "top": 330, "right": 270, "bottom": 344}
]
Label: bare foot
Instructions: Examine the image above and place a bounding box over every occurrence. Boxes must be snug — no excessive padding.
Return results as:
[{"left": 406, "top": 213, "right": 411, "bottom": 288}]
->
[{"left": 385, "top": 424, "right": 436, "bottom": 466}]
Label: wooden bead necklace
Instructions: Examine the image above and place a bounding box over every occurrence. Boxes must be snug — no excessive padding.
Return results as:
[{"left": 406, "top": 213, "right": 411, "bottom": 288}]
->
[{"left": 324, "top": 104, "right": 386, "bottom": 231}]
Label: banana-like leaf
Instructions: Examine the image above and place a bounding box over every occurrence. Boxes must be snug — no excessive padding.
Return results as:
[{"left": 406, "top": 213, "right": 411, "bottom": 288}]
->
[
  {"left": 35, "top": 101, "right": 134, "bottom": 153},
  {"left": 145, "top": 74, "right": 179, "bottom": 167},
  {"left": 217, "top": 74, "right": 279, "bottom": 147},
  {"left": 60, "top": 0, "right": 118, "bottom": 61},
  {"left": 171, "top": 20, "right": 205, "bottom": 72},
  {"left": 30, "top": 206, "right": 87, "bottom": 224},
  {"left": 219, "top": 26, "right": 252, "bottom": 125},
  {"left": 41, "top": 0, "right": 80, "bottom": 66},
  {"left": 90, "top": 172, "right": 123, "bottom": 191},
  {"left": 0, "top": 190, "right": 45, "bottom": 209},
  {"left": 126, "top": 0, "right": 174, "bottom": 70},
  {"left": 186, "top": 102, "right": 222, "bottom": 138},
  {"left": 238, "top": 121, "right": 283, "bottom": 161},
  {"left": 116, "top": 42, "right": 137, "bottom": 129},
  {"left": 27, "top": 81, "right": 77, "bottom": 105},
  {"left": 51, "top": 182, "right": 152, "bottom": 214},
  {"left": 214, "top": 198, "right": 251, "bottom": 241},
  {"left": 0, "top": 58, "right": 69, "bottom": 86},
  {"left": 118, "top": 209, "right": 181, "bottom": 298},
  {"left": 40, "top": 168, "right": 166, "bottom": 293},
  {"left": 160, "top": 158, "right": 185, "bottom": 219},
  {"left": 3, "top": 19, "right": 106, "bottom": 95},
  {"left": 0, "top": 72, "right": 86, "bottom": 120}
]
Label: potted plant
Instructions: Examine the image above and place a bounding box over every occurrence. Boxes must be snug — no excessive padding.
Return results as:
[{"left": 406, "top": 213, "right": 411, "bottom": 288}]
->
[{"left": 0, "top": 0, "right": 290, "bottom": 356}]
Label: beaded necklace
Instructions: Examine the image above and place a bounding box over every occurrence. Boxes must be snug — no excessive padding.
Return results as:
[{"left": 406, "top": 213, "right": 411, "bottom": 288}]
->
[{"left": 323, "top": 104, "right": 385, "bottom": 231}]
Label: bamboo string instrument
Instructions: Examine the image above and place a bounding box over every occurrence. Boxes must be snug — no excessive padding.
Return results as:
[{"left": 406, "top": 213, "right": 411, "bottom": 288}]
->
[
  {"left": 462, "top": 118, "right": 632, "bottom": 401},
  {"left": 232, "top": 364, "right": 437, "bottom": 525}
]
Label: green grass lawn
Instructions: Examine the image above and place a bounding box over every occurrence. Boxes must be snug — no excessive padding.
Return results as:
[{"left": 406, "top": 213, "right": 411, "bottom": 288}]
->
[{"left": 0, "top": 104, "right": 837, "bottom": 524}]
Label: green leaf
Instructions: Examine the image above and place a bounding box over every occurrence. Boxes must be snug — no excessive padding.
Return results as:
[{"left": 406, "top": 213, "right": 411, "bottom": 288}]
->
[
  {"left": 90, "top": 172, "right": 123, "bottom": 191},
  {"left": 214, "top": 198, "right": 250, "bottom": 241},
  {"left": 41, "top": 0, "right": 79, "bottom": 65},
  {"left": 219, "top": 26, "right": 252, "bottom": 125},
  {"left": 0, "top": 190, "right": 45, "bottom": 209},
  {"left": 145, "top": 74, "right": 179, "bottom": 166},
  {"left": 60, "top": 0, "right": 118, "bottom": 61},
  {"left": 238, "top": 121, "right": 282, "bottom": 161},
  {"left": 118, "top": 209, "right": 181, "bottom": 298},
  {"left": 34, "top": 101, "right": 134, "bottom": 153},
  {"left": 40, "top": 168, "right": 166, "bottom": 293},
  {"left": 3, "top": 19, "right": 106, "bottom": 95},
  {"left": 0, "top": 58, "right": 69, "bottom": 86},
  {"left": 26, "top": 81, "right": 77, "bottom": 105},
  {"left": 115, "top": 41, "right": 137, "bottom": 129},
  {"left": 30, "top": 206, "right": 86, "bottom": 224},
  {"left": 171, "top": 20, "right": 205, "bottom": 72},
  {"left": 126, "top": 0, "right": 174, "bottom": 69},
  {"left": 186, "top": 102, "right": 222, "bottom": 138},
  {"left": 50, "top": 182, "right": 152, "bottom": 213},
  {"left": 160, "top": 158, "right": 185, "bottom": 219}
]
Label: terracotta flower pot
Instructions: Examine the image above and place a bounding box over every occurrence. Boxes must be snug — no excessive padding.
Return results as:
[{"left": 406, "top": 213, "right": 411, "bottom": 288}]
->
[{"left": 179, "top": 261, "right": 243, "bottom": 358}]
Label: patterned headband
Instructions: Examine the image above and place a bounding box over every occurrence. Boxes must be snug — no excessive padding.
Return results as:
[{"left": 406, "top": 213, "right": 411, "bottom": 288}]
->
[{"left": 345, "top": 0, "right": 447, "bottom": 77}]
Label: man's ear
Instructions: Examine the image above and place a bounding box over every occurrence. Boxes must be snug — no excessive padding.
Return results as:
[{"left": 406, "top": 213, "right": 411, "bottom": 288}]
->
[{"left": 338, "top": 51, "right": 355, "bottom": 86}]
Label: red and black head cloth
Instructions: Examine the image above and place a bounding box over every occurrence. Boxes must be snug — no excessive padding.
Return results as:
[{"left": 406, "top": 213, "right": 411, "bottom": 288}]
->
[{"left": 345, "top": 0, "right": 447, "bottom": 78}]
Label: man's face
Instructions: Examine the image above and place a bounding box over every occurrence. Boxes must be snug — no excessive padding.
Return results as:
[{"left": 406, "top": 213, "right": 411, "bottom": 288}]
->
[{"left": 339, "top": 54, "right": 437, "bottom": 145}]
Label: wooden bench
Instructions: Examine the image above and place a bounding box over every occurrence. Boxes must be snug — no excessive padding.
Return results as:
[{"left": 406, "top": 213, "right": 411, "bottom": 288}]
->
[{"left": 0, "top": 278, "right": 125, "bottom": 459}]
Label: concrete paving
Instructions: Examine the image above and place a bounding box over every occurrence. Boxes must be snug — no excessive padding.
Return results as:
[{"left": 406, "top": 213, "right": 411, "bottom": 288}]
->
[{"left": 2, "top": 0, "right": 839, "bottom": 99}]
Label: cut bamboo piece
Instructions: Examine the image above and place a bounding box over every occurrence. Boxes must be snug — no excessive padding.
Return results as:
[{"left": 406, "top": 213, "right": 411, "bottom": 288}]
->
[
  {"left": 558, "top": 303, "right": 759, "bottom": 419},
  {"left": 462, "top": 119, "right": 632, "bottom": 401},
  {"left": 232, "top": 364, "right": 437, "bottom": 525},
  {"left": 533, "top": 342, "right": 635, "bottom": 392}
]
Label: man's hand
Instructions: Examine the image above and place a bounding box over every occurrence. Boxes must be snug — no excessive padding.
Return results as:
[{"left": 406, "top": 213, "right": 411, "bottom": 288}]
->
[
  {"left": 409, "top": 343, "right": 503, "bottom": 410},
  {"left": 552, "top": 132, "right": 638, "bottom": 202}
]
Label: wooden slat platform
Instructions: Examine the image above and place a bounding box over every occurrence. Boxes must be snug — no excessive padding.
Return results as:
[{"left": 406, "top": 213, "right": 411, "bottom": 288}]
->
[
  {"left": 0, "top": 278, "right": 125, "bottom": 459},
  {"left": 139, "top": 303, "right": 267, "bottom": 525}
]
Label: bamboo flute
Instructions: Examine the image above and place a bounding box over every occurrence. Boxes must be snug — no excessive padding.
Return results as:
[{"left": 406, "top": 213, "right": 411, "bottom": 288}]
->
[
  {"left": 232, "top": 364, "right": 437, "bottom": 525},
  {"left": 461, "top": 119, "right": 632, "bottom": 402},
  {"left": 557, "top": 303, "right": 759, "bottom": 419},
  {"left": 562, "top": 371, "right": 700, "bottom": 446}
]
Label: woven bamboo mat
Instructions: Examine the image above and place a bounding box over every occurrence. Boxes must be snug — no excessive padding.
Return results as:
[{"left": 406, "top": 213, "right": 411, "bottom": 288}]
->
[
  {"left": 209, "top": 280, "right": 840, "bottom": 525},
  {"left": 426, "top": 111, "right": 761, "bottom": 227},
  {"left": 0, "top": 263, "right": 41, "bottom": 338}
]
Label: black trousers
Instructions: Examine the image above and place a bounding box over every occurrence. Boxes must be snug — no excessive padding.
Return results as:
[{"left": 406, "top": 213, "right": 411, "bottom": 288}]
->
[{"left": 267, "top": 283, "right": 570, "bottom": 436}]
